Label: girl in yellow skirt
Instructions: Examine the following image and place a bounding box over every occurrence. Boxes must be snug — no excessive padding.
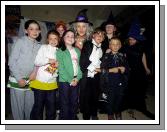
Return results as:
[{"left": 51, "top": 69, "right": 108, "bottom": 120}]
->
[{"left": 29, "top": 30, "right": 60, "bottom": 120}]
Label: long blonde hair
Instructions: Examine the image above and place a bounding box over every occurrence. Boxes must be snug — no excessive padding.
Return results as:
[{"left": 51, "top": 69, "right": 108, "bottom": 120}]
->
[{"left": 70, "top": 22, "right": 93, "bottom": 41}]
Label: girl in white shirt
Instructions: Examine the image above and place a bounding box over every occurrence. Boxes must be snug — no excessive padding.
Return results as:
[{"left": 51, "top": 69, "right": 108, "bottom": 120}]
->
[{"left": 30, "top": 30, "right": 60, "bottom": 120}]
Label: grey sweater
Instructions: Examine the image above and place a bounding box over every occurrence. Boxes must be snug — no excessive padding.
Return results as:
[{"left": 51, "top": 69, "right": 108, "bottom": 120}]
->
[{"left": 8, "top": 36, "right": 41, "bottom": 81}]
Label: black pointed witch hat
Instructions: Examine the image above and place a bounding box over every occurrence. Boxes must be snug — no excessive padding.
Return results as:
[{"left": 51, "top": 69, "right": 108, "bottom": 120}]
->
[
  {"left": 100, "top": 10, "right": 116, "bottom": 30},
  {"left": 69, "top": 9, "right": 93, "bottom": 26}
]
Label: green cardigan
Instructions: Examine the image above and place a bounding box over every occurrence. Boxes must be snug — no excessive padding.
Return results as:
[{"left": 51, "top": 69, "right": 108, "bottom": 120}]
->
[{"left": 56, "top": 48, "right": 82, "bottom": 83}]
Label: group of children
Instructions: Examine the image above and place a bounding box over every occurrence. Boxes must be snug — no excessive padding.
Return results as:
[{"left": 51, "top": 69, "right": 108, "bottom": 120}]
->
[
  {"left": 7, "top": 9, "right": 152, "bottom": 120},
  {"left": 7, "top": 19, "right": 129, "bottom": 120}
]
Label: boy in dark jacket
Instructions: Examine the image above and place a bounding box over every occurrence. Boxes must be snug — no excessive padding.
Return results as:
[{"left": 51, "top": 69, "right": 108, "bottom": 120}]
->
[
  {"left": 99, "top": 37, "right": 129, "bottom": 120},
  {"left": 79, "top": 28, "right": 105, "bottom": 120}
]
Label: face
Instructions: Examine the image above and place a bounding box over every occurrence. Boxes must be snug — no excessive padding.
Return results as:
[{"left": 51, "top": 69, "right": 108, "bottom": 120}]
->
[
  {"left": 64, "top": 31, "right": 75, "bottom": 46},
  {"left": 128, "top": 37, "right": 137, "bottom": 45},
  {"left": 25, "top": 23, "right": 41, "bottom": 40},
  {"left": 93, "top": 32, "right": 105, "bottom": 45},
  {"left": 76, "top": 22, "right": 87, "bottom": 37},
  {"left": 109, "top": 40, "right": 121, "bottom": 53},
  {"left": 105, "top": 24, "right": 116, "bottom": 34},
  {"left": 56, "top": 25, "right": 65, "bottom": 37},
  {"left": 48, "top": 34, "right": 59, "bottom": 47}
]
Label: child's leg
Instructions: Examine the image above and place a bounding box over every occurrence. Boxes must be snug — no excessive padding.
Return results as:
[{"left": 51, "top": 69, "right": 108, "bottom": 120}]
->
[
  {"left": 69, "top": 85, "right": 78, "bottom": 120},
  {"left": 10, "top": 88, "right": 25, "bottom": 120},
  {"left": 59, "top": 82, "right": 70, "bottom": 120},
  {"left": 107, "top": 101, "right": 115, "bottom": 120},
  {"left": 90, "top": 75, "right": 100, "bottom": 119},
  {"left": 82, "top": 78, "right": 92, "bottom": 120},
  {"left": 114, "top": 86, "right": 124, "bottom": 120},
  {"left": 107, "top": 86, "right": 116, "bottom": 120},
  {"left": 45, "top": 89, "right": 57, "bottom": 120},
  {"left": 24, "top": 89, "right": 34, "bottom": 120},
  {"left": 30, "top": 89, "right": 45, "bottom": 120}
]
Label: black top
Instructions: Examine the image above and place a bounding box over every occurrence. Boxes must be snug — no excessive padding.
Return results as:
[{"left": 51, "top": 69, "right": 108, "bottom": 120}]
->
[
  {"left": 121, "top": 43, "right": 145, "bottom": 76},
  {"left": 101, "top": 52, "right": 129, "bottom": 85},
  {"left": 80, "top": 40, "right": 104, "bottom": 73}
]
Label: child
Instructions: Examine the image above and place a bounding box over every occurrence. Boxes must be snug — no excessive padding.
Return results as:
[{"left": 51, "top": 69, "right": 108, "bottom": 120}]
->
[
  {"left": 121, "top": 17, "right": 154, "bottom": 119},
  {"left": 100, "top": 10, "right": 117, "bottom": 53},
  {"left": 29, "top": 30, "right": 60, "bottom": 120},
  {"left": 100, "top": 37, "right": 129, "bottom": 120},
  {"left": 79, "top": 28, "right": 105, "bottom": 120},
  {"left": 55, "top": 20, "right": 66, "bottom": 38},
  {"left": 8, "top": 20, "right": 41, "bottom": 120},
  {"left": 56, "top": 30, "right": 82, "bottom": 120}
]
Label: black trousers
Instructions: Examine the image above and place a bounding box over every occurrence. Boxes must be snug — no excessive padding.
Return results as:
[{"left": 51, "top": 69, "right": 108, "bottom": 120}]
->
[
  {"left": 30, "top": 89, "right": 57, "bottom": 120},
  {"left": 107, "top": 84, "right": 125, "bottom": 115},
  {"left": 80, "top": 74, "right": 100, "bottom": 120},
  {"left": 59, "top": 82, "right": 78, "bottom": 120}
]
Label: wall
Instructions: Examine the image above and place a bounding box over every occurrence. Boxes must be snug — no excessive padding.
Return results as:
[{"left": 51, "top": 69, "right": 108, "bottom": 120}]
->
[{"left": 20, "top": 5, "right": 128, "bottom": 28}]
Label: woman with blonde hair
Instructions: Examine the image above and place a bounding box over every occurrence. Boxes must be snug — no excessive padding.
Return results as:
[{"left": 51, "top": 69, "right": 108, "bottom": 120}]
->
[{"left": 69, "top": 9, "right": 93, "bottom": 50}]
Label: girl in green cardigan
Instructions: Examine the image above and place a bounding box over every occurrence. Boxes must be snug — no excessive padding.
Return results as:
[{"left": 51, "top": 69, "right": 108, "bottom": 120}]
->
[{"left": 56, "top": 30, "right": 82, "bottom": 120}]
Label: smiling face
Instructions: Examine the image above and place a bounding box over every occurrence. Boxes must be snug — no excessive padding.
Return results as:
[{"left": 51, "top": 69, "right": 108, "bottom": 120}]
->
[
  {"left": 48, "top": 33, "right": 59, "bottom": 47},
  {"left": 25, "top": 23, "right": 41, "bottom": 40},
  {"left": 63, "top": 31, "right": 75, "bottom": 46},
  {"left": 76, "top": 22, "right": 87, "bottom": 37},
  {"left": 109, "top": 39, "right": 121, "bottom": 54},
  {"left": 105, "top": 24, "right": 116, "bottom": 35}
]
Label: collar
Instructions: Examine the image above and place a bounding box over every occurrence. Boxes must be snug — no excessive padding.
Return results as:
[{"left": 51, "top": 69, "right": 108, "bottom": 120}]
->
[
  {"left": 48, "top": 44, "right": 58, "bottom": 50},
  {"left": 25, "top": 36, "right": 39, "bottom": 44},
  {"left": 92, "top": 39, "right": 101, "bottom": 48}
]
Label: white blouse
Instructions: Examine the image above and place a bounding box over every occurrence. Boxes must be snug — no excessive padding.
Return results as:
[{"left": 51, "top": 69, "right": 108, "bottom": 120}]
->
[
  {"left": 69, "top": 48, "right": 78, "bottom": 77},
  {"left": 87, "top": 39, "right": 103, "bottom": 78}
]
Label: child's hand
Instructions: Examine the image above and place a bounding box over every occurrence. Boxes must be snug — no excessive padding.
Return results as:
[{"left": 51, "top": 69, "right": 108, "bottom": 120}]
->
[
  {"left": 109, "top": 67, "right": 119, "bottom": 73},
  {"left": 70, "top": 78, "right": 78, "bottom": 87},
  {"left": 118, "top": 66, "right": 125, "bottom": 73},
  {"left": 95, "top": 68, "right": 101, "bottom": 73},
  {"left": 18, "top": 79, "right": 27, "bottom": 87},
  {"left": 49, "top": 59, "right": 56, "bottom": 64},
  {"left": 145, "top": 68, "right": 151, "bottom": 75},
  {"left": 106, "top": 49, "right": 111, "bottom": 53},
  {"left": 55, "top": 61, "right": 59, "bottom": 67}
]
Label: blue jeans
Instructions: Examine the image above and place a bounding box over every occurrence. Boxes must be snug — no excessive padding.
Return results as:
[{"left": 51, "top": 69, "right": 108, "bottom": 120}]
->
[
  {"left": 30, "top": 89, "right": 57, "bottom": 120},
  {"left": 59, "top": 82, "right": 78, "bottom": 120}
]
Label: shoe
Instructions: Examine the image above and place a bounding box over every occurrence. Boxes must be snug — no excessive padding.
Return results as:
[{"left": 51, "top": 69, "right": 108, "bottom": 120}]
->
[
  {"left": 91, "top": 116, "right": 99, "bottom": 120},
  {"left": 108, "top": 114, "right": 115, "bottom": 120},
  {"left": 75, "top": 115, "right": 79, "bottom": 120},
  {"left": 128, "top": 109, "right": 136, "bottom": 119},
  {"left": 115, "top": 112, "right": 122, "bottom": 120}
]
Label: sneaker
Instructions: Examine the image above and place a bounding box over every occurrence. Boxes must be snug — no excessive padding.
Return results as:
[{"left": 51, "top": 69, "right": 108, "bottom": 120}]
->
[
  {"left": 91, "top": 116, "right": 99, "bottom": 120},
  {"left": 115, "top": 112, "right": 122, "bottom": 120},
  {"left": 108, "top": 115, "right": 115, "bottom": 120}
]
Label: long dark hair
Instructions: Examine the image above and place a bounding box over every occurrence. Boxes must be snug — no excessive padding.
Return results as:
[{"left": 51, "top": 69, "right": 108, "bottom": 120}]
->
[{"left": 61, "top": 29, "right": 75, "bottom": 51}]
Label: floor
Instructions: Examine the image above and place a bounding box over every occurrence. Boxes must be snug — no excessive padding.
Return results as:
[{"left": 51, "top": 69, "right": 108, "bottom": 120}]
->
[{"left": 5, "top": 79, "right": 155, "bottom": 120}]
